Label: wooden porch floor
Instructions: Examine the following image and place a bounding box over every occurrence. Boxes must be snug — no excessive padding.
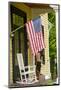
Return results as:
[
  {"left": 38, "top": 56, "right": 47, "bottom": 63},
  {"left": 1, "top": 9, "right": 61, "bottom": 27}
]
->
[{"left": 8, "top": 74, "right": 58, "bottom": 88}]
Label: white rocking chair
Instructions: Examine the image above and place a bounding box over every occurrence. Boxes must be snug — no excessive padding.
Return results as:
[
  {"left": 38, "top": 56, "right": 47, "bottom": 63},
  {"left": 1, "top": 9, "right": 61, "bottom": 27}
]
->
[{"left": 16, "top": 53, "right": 38, "bottom": 84}]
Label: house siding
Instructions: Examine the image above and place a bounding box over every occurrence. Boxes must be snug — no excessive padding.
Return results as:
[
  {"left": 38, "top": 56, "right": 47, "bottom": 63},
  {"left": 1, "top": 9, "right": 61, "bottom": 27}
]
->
[{"left": 41, "top": 13, "right": 50, "bottom": 76}]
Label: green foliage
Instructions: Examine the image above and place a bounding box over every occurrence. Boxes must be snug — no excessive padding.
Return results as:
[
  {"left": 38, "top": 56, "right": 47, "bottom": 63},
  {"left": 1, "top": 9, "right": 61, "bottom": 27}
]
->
[
  {"left": 48, "top": 12, "right": 57, "bottom": 80},
  {"left": 48, "top": 12, "right": 56, "bottom": 25},
  {"left": 48, "top": 12, "right": 56, "bottom": 58}
]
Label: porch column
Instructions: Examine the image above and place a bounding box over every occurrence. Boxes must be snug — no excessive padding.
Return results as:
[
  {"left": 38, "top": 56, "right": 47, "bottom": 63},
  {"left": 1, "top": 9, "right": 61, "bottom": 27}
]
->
[{"left": 41, "top": 13, "right": 51, "bottom": 79}]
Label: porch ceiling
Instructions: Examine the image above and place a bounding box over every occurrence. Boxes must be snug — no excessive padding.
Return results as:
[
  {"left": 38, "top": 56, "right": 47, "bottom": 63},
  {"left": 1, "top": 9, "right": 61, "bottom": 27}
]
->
[{"left": 24, "top": 3, "right": 52, "bottom": 9}]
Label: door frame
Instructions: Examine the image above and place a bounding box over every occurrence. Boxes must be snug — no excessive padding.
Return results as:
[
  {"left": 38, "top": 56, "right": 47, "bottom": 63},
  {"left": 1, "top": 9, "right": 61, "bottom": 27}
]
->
[{"left": 10, "top": 5, "right": 28, "bottom": 82}]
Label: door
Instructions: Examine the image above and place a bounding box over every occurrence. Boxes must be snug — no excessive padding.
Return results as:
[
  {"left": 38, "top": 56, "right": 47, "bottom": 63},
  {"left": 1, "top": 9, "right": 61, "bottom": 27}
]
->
[{"left": 10, "top": 5, "right": 28, "bottom": 82}]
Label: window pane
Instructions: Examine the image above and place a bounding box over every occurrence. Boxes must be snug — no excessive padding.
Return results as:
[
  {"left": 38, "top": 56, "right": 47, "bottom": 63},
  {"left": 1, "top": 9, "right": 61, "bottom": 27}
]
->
[{"left": 13, "top": 13, "right": 24, "bottom": 27}]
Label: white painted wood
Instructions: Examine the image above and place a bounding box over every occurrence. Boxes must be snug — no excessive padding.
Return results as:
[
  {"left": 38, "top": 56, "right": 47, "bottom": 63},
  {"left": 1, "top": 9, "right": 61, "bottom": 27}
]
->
[{"left": 17, "top": 53, "right": 37, "bottom": 84}]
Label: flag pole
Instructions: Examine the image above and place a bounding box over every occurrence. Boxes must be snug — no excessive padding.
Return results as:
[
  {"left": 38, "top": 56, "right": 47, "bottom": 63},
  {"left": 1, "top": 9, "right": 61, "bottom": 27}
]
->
[
  {"left": 10, "top": 24, "right": 25, "bottom": 35},
  {"left": 10, "top": 15, "right": 41, "bottom": 37}
]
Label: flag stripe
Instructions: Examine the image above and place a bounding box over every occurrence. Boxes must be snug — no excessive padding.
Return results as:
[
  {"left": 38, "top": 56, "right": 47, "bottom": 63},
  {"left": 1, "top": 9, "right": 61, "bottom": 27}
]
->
[
  {"left": 31, "top": 20, "right": 39, "bottom": 54},
  {"left": 28, "top": 22, "right": 36, "bottom": 55},
  {"left": 30, "top": 21, "right": 38, "bottom": 54},
  {"left": 26, "top": 23, "right": 35, "bottom": 55},
  {"left": 36, "top": 33, "right": 40, "bottom": 52},
  {"left": 26, "top": 17, "right": 45, "bottom": 55},
  {"left": 40, "top": 32, "right": 45, "bottom": 48},
  {"left": 39, "top": 33, "right": 43, "bottom": 50},
  {"left": 38, "top": 33, "right": 41, "bottom": 51}
]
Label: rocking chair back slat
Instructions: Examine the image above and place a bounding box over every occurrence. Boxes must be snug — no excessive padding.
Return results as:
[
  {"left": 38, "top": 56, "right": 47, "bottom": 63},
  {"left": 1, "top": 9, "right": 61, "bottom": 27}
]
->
[{"left": 17, "top": 53, "right": 24, "bottom": 71}]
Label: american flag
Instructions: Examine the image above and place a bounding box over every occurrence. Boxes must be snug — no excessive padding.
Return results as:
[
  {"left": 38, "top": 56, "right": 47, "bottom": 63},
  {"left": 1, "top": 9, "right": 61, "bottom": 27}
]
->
[{"left": 26, "top": 17, "right": 45, "bottom": 56}]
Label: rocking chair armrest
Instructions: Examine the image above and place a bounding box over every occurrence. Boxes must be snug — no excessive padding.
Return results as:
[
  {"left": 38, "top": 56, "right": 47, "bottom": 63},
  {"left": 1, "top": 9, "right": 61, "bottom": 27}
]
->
[
  {"left": 24, "top": 66, "right": 29, "bottom": 69},
  {"left": 29, "top": 65, "right": 36, "bottom": 68},
  {"left": 24, "top": 65, "right": 36, "bottom": 69}
]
